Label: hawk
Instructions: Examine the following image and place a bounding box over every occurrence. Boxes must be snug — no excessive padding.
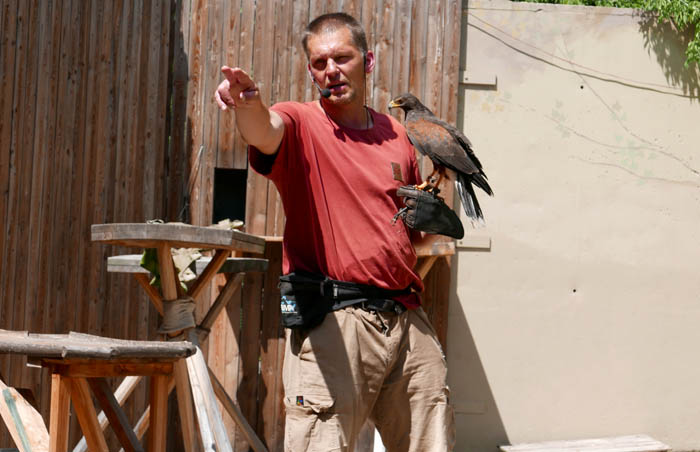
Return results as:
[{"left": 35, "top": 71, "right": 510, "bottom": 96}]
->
[{"left": 389, "top": 93, "right": 493, "bottom": 223}]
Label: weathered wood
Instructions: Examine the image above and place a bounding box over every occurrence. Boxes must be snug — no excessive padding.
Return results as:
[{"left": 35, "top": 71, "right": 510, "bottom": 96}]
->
[
  {"left": 134, "top": 273, "right": 165, "bottom": 316},
  {"left": 0, "top": 378, "right": 49, "bottom": 452},
  {"left": 91, "top": 223, "right": 266, "bottom": 254},
  {"left": 499, "top": 435, "right": 670, "bottom": 452},
  {"left": 185, "top": 350, "right": 217, "bottom": 451},
  {"left": 157, "top": 245, "right": 178, "bottom": 302},
  {"left": 187, "top": 342, "right": 233, "bottom": 451},
  {"left": 416, "top": 255, "right": 439, "bottom": 280},
  {"left": 0, "top": 331, "right": 196, "bottom": 360}
]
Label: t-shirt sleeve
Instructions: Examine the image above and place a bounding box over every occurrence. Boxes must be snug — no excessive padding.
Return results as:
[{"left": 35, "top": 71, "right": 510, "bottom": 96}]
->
[{"left": 248, "top": 103, "right": 297, "bottom": 180}]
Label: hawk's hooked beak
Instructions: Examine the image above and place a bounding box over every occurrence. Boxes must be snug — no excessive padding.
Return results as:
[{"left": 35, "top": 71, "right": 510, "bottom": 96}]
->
[{"left": 388, "top": 99, "right": 400, "bottom": 110}]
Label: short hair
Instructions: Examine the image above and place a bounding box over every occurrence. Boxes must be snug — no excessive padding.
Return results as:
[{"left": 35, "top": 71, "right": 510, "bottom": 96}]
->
[{"left": 301, "top": 13, "right": 368, "bottom": 58}]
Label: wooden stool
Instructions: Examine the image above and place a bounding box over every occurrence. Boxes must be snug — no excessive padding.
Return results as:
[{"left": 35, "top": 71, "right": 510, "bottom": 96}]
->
[{"left": 0, "top": 330, "right": 196, "bottom": 452}]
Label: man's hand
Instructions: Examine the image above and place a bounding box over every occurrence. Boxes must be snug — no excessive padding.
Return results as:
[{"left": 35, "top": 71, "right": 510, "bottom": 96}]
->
[{"left": 215, "top": 66, "right": 260, "bottom": 111}]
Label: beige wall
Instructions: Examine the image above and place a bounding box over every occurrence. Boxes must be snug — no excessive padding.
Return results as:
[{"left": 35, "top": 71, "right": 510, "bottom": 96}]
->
[{"left": 448, "top": 1, "right": 700, "bottom": 450}]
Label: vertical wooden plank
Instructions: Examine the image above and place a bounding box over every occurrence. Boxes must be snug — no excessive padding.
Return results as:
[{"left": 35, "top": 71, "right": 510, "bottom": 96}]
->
[
  {"left": 370, "top": 0, "right": 394, "bottom": 113},
  {"left": 8, "top": 0, "right": 38, "bottom": 402},
  {"left": 289, "top": 0, "right": 311, "bottom": 104},
  {"left": 257, "top": 241, "right": 285, "bottom": 451},
  {"left": 390, "top": 0, "right": 413, "bottom": 119},
  {"left": 360, "top": 0, "right": 376, "bottom": 106},
  {"left": 165, "top": 0, "right": 191, "bottom": 221},
  {"left": 221, "top": 270, "right": 244, "bottom": 446},
  {"left": 0, "top": 4, "right": 18, "bottom": 365},
  {"left": 186, "top": 0, "right": 207, "bottom": 225},
  {"left": 235, "top": 271, "right": 263, "bottom": 451},
  {"left": 49, "top": 373, "right": 71, "bottom": 452},
  {"left": 148, "top": 374, "right": 169, "bottom": 452},
  {"left": 217, "top": 0, "right": 243, "bottom": 169},
  {"left": 441, "top": 0, "right": 461, "bottom": 124}
]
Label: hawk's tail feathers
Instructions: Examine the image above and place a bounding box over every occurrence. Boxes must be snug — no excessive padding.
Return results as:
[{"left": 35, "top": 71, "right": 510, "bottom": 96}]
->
[{"left": 456, "top": 175, "right": 486, "bottom": 225}]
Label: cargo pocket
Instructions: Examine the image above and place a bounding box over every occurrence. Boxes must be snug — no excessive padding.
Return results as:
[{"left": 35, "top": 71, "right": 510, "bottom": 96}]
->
[{"left": 284, "top": 394, "right": 345, "bottom": 451}]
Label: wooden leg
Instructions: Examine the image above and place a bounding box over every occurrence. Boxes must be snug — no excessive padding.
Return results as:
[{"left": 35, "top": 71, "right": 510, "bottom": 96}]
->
[
  {"left": 49, "top": 373, "right": 71, "bottom": 452},
  {"left": 174, "top": 360, "right": 197, "bottom": 452},
  {"left": 87, "top": 378, "right": 143, "bottom": 452},
  {"left": 70, "top": 378, "right": 108, "bottom": 452},
  {"left": 148, "top": 375, "right": 169, "bottom": 452}
]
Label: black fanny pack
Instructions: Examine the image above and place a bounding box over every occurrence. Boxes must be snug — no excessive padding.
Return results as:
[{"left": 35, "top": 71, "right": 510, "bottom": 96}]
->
[{"left": 278, "top": 272, "right": 411, "bottom": 330}]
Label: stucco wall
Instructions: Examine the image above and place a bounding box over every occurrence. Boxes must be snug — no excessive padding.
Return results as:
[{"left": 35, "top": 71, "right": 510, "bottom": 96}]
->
[{"left": 448, "top": 1, "right": 700, "bottom": 450}]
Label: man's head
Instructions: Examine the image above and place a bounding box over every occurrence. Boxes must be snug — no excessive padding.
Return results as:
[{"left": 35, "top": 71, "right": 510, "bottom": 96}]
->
[
  {"left": 303, "top": 13, "right": 375, "bottom": 107},
  {"left": 302, "top": 13, "right": 368, "bottom": 59}
]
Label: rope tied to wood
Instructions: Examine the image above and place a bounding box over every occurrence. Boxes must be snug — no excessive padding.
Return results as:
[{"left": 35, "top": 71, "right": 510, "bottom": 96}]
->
[{"left": 158, "top": 296, "right": 196, "bottom": 334}]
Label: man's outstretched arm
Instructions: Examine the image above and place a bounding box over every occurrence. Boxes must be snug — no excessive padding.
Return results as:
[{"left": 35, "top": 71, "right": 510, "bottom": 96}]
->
[{"left": 215, "top": 66, "right": 284, "bottom": 155}]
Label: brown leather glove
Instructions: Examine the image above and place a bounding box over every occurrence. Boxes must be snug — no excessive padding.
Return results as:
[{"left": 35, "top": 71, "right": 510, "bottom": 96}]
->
[{"left": 393, "top": 186, "right": 465, "bottom": 239}]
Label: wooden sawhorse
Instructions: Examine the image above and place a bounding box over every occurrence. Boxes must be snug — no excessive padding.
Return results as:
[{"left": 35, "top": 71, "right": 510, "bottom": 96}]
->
[{"left": 0, "top": 330, "right": 196, "bottom": 452}]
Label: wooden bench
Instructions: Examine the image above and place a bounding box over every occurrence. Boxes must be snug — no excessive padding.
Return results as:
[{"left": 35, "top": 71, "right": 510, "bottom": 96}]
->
[
  {"left": 500, "top": 434, "right": 670, "bottom": 452},
  {"left": 0, "top": 330, "right": 196, "bottom": 452}
]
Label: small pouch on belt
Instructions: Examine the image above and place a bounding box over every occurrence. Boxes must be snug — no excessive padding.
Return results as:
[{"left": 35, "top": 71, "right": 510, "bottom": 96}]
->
[{"left": 278, "top": 272, "right": 331, "bottom": 330}]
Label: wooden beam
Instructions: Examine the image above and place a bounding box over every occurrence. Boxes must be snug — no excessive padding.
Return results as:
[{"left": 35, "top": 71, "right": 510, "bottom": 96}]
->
[
  {"left": 87, "top": 378, "right": 143, "bottom": 452},
  {"left": 51, "top": 362, "right": 173, "bottom": 378},
  {"left": 188, "top": 249, "right": 230, "bottom": 299},
  {"left": 185, "top": 345, "right": 227, "bottom": 451},
  {"left": 134, "top": 273, "right": 164, "bottom": 316},
  {"left": 70, "top": 378, "right": 108, "bottom": 452},
  {"left": 198, "top": 273, "right": 244, "bottom": 332},
  {"left": 49, "top": 373, "right": 71, "bottom": 452},
  {"left": 416, "top": 255, "right": 439, "bottom": 280}
]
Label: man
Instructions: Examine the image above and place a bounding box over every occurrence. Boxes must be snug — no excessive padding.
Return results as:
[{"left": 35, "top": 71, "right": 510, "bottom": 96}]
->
[{"left": 215, "top": 13, "right": 455, "bottom": 452}]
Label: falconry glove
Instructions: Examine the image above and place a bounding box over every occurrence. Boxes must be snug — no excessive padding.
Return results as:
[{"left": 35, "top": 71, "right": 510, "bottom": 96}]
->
[{"left": 394, "top": 186, "right": 465, "bottom": 239}]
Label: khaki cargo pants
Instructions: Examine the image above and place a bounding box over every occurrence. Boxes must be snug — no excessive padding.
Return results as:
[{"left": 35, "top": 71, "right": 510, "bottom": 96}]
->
[{"left": 283, "top": 305, "right": 456, "bottom": 452}]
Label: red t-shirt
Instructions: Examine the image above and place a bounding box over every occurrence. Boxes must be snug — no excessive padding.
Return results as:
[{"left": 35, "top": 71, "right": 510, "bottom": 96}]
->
[{"left": 249, "top": 101, "right": 424, "bottom": 306}]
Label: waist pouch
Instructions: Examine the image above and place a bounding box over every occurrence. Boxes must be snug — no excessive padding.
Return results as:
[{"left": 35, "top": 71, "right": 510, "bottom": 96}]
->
[{"left": 278, "top": 271, "right": 411, "bottom": 330}]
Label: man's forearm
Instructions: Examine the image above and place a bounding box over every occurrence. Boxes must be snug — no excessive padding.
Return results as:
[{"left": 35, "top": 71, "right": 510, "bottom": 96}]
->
[{"left": 234, "top": 101, "right": 283, "bottom": 154}]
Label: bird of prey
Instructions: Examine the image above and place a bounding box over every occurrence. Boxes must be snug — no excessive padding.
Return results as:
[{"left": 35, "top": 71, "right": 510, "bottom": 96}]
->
[{"left": 389, "top": 92, "right": 493, "bottom": 223}]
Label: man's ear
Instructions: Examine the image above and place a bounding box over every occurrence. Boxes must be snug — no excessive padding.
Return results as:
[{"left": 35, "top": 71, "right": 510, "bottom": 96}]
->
[{"left": 364, "top": 51, "right": 375, "bottom": 74}]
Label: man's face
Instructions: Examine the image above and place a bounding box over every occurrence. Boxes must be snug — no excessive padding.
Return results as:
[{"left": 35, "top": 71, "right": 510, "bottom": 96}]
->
[{"left": 307, "top": 27, "right": 367, "bottom": 105}]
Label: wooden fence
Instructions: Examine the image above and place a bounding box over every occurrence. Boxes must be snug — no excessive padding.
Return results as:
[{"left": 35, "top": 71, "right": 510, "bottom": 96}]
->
[{"left": 0, "top": 0, "right": 462, "bottom": 449}]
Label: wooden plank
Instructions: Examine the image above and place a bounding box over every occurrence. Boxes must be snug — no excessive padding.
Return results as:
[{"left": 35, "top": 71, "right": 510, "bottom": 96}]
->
[
  {"left": 148, "top": 374, "right": 169, "bottom": 452},
  {"left": 185, "top": 352, "right": 217, "bottom": 451},
  {"left": 237, "top": 271, "right": 263, "bottom": 449},
  {"left": 0, "top": 378, "right": 49, "bottom": 452},
  {"left": 91, "top": 223, "right": 266, "bottom": 254},
  {"left": 256, "top": 240, "right": 284, "bottom": 451},
  {"left": 49, "top": 373, "right": 71, "bottom": 452},
  {"left": 416, "top": 255, "right": 438, "bottom": 281},
  {"left": 187, "top": 341, "right": 233, "bottom": 451},
  {"left": 500, "top": 435, "right": 670, "bottom": 452},
  {"left": 108, "top": 254, "right": 269, "bottom": 275},
  {"left": 70, "top": 378, "right": 108, "bottom": 452},
  {"left": 73, "top": 375, "right": 143, "bottom": 452},
  {"left": 50, "top": 363, "right": 174, "bottom": 379},
  {"left": 86, "top": 378, "right": 143, "bottom": 452},
  {"left": 173, "top": 359, "right": 197, "bottom": 452},
  {"left": 370, "top": 0, "right": 394, "bottom": 113},
  {"left": 209, "top": 369, "right": 267, "bottom": 452}
]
